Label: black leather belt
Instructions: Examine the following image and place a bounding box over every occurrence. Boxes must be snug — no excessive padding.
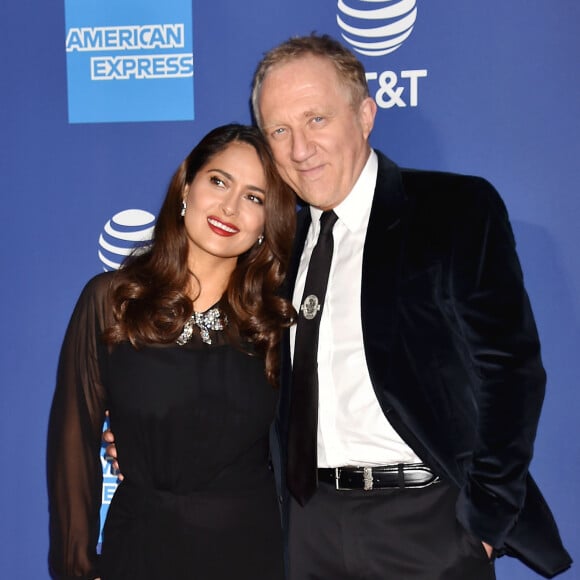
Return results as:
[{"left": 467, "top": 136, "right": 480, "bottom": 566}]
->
[{"left": 317, "top": 463, "right": 439, "bottom": 491}]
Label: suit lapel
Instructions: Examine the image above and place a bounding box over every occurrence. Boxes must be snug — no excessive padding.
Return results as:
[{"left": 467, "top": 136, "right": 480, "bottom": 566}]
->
[{"left": 361, "top": 152, "right": 408, "bottom": 390}]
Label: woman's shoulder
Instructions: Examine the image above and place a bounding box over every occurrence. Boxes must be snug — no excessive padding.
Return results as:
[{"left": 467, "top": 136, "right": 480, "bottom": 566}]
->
[
  {"left": 81, "top": 270, "right": 116, "bottom": 297},
  {"left": 73, "top": 270, "right": 118, "bottom": 320}
]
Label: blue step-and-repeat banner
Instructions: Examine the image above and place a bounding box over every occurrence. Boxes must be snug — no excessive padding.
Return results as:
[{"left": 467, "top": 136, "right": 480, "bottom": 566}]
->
[{"left": 1, "top": 1, "right": 579, "bottom": 578}]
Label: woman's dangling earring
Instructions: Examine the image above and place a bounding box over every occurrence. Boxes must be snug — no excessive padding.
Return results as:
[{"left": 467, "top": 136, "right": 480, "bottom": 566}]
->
[
  {"left": 257, "top": 234, "right": 264, "bottom": 246},
  {"left": 180, "top": 200, "right": 187, "bottom": 217}
]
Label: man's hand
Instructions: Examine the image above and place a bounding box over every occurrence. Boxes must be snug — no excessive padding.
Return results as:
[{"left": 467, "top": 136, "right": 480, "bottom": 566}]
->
[
  {"left": 103, "top": 414, "right": 123, "bottom": 481},
  {"left": 482, "top": 541, "right": 494, "bottom": 559}
]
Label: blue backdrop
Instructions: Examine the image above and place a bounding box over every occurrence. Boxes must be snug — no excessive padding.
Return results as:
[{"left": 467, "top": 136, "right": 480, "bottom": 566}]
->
[{"left": 1, "top": 1, "right": 578, "bottom": 578}]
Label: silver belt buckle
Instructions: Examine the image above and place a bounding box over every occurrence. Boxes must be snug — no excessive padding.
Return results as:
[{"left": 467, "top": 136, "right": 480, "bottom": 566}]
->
[
  {"left": 363, "top": 467, "right": 373, "bottom": 490},
  {"left": 334, "top": 467, "right": 374, "bottom": 491},
  {"left": 334, "top": 468, "right": 351, "bottom": 490},
  {"left": 334, "top": 468, "right": 343, "bottom": 490}
]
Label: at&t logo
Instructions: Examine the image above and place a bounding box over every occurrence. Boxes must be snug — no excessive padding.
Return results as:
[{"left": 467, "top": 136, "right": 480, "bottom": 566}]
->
[
  {"left": 98, "top": 209, "right": 155, "bottom": 271},
  {"left": 336, "top": 0, "right": 427, "bottom": 109}
]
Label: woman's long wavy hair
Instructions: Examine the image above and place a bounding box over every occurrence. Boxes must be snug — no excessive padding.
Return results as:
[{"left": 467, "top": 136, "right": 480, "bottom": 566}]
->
[{"left": 103, "top": 124, "right": 297, "bottom": 385}]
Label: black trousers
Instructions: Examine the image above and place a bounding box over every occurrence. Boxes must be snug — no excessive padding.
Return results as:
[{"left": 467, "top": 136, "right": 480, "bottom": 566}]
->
[{"left": 288, "top": 479, "right": 496, "bottom": 580}]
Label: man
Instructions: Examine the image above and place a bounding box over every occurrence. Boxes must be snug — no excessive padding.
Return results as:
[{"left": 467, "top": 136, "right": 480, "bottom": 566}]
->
[
  {"left": 106, "top": 33, "right": 570, "bottom": 579},
  {"left": 251, "top": 34, "right": 571, "bottom": 579}
]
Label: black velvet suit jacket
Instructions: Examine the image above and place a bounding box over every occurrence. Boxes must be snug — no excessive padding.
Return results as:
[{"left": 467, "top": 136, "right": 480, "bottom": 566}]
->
[{"left": 273, "top": 151, "right": 571, "bottom": 578}]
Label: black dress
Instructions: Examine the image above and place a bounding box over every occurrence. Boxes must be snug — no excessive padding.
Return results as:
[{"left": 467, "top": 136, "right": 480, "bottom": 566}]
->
[{"left": 47, "top": 273, "right": 284, "bottom": 580}]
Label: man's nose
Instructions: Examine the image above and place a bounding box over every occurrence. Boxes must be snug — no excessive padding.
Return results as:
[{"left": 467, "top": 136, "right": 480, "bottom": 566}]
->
[{"left": 291, "top": 129, "right": 313, "bottom": 162}]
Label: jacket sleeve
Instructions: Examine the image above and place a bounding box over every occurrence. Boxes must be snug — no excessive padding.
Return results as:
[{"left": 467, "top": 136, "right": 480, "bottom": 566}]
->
[
  {"left": 451, "top": 178, "right": 546, "bottom": 548},
  {"left": 47, "top": 275, "right": 111, "bottom": 579}
]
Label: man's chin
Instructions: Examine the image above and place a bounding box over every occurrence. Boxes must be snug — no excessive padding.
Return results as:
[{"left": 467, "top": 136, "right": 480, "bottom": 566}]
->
[{"left": 293, "top": 185, "right": 332, "bottom": 208}]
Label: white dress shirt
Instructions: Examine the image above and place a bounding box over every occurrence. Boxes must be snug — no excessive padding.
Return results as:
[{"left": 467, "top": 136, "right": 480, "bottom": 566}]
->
[{"left": 291, "top": 150, "right": 422, "bottom": 468}]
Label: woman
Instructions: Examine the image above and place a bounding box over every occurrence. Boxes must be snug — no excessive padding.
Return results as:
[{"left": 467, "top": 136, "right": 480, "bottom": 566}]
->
[{"left": 47, "top": 124, "right": 296, "bottom": 579}]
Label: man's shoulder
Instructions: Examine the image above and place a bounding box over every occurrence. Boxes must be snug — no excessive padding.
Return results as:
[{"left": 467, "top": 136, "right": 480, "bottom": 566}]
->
[
  {"left": 398, "top": 168, "right": 510, "bottom": 231},
  {"left": 393, "top": 166, "right": 504, "bottom": 216},
  {"left": 400, "top": 166, "right": 493, "bottom": 193},
  {"left": 374, "top": 152, "right": 508, "bottom": 227},
  {"left": 374, "top": 149, "right": 499, "bottom": 204}
]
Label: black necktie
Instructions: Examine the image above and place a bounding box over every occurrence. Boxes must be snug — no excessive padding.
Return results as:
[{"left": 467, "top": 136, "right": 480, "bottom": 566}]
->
[{"left": 287, "top": 210, "right": 338, "bottom": 505}]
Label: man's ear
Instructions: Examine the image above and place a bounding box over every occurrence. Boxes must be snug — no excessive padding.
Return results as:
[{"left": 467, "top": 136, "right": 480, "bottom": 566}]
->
[{"left": 358, "top": 96, "right": 377, "bottom": 140}]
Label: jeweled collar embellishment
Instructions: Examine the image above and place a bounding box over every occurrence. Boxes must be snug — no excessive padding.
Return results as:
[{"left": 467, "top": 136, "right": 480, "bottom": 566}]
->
[{"left": 176, "top": 307, "right": 226, "bottom": 346}]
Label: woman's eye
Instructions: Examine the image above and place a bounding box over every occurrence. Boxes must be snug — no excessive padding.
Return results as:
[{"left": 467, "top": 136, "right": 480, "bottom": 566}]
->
[
  {"left": 210, "top": 175, "right": 225, "bottom": 187},
  {"left": 246, "top": 194, "right": 264, "bottom": 205}
]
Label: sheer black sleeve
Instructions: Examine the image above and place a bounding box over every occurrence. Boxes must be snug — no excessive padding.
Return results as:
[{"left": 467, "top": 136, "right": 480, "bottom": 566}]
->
[{"left": 47, "top": 273, "right": 113, "bottom": 579}]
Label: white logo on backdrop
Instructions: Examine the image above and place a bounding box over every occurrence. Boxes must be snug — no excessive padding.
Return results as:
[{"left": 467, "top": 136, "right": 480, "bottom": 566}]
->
[
  {"left": 98, "top": 209, "right": 155, "bottom": 271},
  {"left": 335, "top": 0, "right": 426, "bottom": 108},
  {"left": 337, "top": 0, "right": 417, "bottom": 57}
]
